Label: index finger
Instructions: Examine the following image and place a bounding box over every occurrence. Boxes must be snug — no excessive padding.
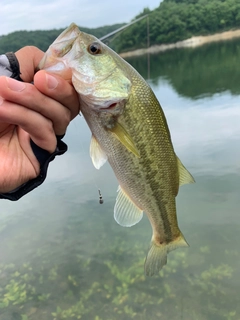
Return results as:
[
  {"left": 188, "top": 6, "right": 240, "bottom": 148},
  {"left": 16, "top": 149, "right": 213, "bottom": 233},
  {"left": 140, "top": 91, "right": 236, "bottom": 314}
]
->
[{"left": 33, "top": 70, "right": 80, "bottom": 120}]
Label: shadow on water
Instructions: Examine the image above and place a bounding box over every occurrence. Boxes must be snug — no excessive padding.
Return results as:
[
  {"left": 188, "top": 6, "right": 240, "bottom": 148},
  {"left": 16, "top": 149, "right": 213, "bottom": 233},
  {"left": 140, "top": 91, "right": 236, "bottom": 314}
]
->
[{"left": 0, "top": 39, "right": 240, "bottom": 319}]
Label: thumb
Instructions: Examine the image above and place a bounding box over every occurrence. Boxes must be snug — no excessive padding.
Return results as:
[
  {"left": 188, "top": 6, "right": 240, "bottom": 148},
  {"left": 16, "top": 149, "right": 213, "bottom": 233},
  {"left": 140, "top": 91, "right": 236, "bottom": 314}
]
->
[{"left": 15, "top": 46, "right": 44, "bottom": 83}]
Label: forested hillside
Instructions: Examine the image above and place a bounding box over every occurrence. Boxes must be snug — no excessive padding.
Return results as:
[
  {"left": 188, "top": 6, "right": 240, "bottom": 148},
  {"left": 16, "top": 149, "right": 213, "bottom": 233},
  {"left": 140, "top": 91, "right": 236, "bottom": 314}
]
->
[
  {"left": 1, "top": 0, "right": 240, "bottom": 53},
  {"left": 113, "top": 0, "right": 240, "bottom": 52},
  {"left": 0, "top": 24, "right": 125, "bottom": 53}
]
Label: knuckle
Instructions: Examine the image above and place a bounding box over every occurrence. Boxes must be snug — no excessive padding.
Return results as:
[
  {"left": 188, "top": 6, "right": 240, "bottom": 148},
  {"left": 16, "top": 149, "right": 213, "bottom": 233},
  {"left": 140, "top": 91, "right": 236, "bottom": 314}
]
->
[
  {"left": 61, "top": 109, "right": 71, "bottom": 128},
  {"left": 44, "top": 118, "right": 55, "bottom": 133}
]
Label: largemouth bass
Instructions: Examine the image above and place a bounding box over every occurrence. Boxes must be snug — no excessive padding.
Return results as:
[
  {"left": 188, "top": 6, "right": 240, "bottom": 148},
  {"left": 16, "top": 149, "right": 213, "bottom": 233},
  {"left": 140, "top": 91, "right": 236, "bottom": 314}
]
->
[{"left": 39, "top": 23, "right": 194, "bottom": 276}]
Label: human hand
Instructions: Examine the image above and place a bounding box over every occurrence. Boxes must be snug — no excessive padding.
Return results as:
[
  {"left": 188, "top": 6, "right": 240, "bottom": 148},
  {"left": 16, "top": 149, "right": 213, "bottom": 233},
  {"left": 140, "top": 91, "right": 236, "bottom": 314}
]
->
[{"left": 0, "top": 46, "right": 79, "bottom": 193}]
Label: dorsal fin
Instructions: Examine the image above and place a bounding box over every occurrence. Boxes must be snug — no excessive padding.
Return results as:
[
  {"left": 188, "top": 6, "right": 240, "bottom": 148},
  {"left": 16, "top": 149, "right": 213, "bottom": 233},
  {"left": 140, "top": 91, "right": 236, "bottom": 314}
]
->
[{"left": 177, "top": 156, "right": 195, "bottom": 186}]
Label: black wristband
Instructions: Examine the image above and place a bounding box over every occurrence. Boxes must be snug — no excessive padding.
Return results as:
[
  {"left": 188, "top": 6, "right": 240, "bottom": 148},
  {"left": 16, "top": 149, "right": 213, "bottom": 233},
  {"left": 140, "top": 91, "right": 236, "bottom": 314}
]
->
[
  {"left": 5, "top": 52, "right": 23, "bottom": 81},
  {"left": 0, "top": 137, "right": 68, "bottom": 201}
]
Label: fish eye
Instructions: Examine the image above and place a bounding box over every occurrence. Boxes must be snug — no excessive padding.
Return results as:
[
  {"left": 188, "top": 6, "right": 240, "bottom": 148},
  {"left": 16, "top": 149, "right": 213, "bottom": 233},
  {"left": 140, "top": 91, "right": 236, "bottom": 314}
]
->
[{"left": 88, "top": 42, "right": 102, "bottom": 55}]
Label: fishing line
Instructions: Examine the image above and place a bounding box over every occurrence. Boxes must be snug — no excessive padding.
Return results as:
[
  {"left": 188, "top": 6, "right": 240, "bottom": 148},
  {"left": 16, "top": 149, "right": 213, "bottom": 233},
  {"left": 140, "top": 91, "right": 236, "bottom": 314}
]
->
[{"left": 77, "top": 114, "right": 104, "bottom": 204}]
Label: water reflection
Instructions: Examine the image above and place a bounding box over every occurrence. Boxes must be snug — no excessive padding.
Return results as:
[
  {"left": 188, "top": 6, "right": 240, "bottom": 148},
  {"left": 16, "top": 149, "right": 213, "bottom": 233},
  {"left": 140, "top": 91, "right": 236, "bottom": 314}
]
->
[
  {"left": 151, "top": 80, "right": 240, "bottom": 176},
  {"left": 127, "top": 38, "right": 240, "bottom": 98},
  {"left": 0, "top": 39, "right": 240, "bottom": 320}
]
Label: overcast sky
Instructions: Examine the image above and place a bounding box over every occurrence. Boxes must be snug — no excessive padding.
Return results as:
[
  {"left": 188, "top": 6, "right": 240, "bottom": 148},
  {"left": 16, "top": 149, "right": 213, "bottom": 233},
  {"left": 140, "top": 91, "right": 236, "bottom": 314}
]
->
[{"left": 1, "top": 0, "right": 162, "bottom": 36}]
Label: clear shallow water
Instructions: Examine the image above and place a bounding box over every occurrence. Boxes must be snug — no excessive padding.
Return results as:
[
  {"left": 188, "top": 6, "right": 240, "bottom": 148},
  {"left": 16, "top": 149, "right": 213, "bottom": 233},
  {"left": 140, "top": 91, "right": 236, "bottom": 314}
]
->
[{"left": 0, "top": 40, "right": 240, "bottom": 320}]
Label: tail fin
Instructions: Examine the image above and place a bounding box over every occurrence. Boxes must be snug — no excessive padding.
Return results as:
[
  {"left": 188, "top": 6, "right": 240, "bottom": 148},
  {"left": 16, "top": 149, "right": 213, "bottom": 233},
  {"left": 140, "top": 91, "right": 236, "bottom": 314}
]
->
[{"left": 144, "top": 234, "right": 189, "bottom": 276}]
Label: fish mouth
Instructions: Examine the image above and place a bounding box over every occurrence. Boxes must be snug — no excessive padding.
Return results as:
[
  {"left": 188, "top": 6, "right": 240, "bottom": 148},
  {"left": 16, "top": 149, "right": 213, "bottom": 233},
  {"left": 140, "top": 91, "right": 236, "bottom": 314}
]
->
[
  {"left": 38, "top": 23, "right": 80, "bottom": 72},
  {"left": 38, "top": 55, "right": 73, "bottom": 80}
]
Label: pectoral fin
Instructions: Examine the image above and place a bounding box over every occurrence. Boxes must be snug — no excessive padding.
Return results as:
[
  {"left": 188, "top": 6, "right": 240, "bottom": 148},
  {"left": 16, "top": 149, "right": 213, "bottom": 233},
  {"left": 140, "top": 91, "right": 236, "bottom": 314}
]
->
[
  {"left": 109, "top": 123, "right": 140, "bottom": 158},
  {"left": 177, "top": 156, "right": 195, "bottom": 186},
  {"left": 90, "top": 135, "right": 108, "bottom": 169},
  {"left": 114, "top": 186, "right": 143, "bottom": 227}
]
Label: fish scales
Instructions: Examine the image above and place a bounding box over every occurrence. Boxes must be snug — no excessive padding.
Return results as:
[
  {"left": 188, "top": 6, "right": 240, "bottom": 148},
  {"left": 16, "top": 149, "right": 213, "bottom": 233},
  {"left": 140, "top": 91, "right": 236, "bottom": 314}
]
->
[
  {"left": 39, "top": 23, "right": 194, "bottom": 276},
  {"left": 81, "top": 67, "right": 182, "bottom": 255},
  {"left": 117, "top": 75, "right": 178, "bottom": 237}
]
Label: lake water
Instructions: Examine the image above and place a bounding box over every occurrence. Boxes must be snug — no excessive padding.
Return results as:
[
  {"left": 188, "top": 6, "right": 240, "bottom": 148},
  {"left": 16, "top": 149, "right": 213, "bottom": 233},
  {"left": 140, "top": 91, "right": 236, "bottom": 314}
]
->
[{"left": 0, "top": 39, "right": 240, "bottom": 320}]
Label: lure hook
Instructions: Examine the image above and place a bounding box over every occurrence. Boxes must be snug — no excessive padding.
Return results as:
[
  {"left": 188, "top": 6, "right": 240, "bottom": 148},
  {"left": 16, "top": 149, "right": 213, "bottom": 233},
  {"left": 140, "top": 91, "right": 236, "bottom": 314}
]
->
[{"left": 98, "top": 189, "right": 104, "bottom": 204}]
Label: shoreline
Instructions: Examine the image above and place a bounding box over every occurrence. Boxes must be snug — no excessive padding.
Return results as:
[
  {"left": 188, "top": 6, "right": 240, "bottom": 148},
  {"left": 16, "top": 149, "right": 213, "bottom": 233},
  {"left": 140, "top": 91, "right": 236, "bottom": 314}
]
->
[{"left": 120, "top": 29, "right": 240, "bottom": 58}]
